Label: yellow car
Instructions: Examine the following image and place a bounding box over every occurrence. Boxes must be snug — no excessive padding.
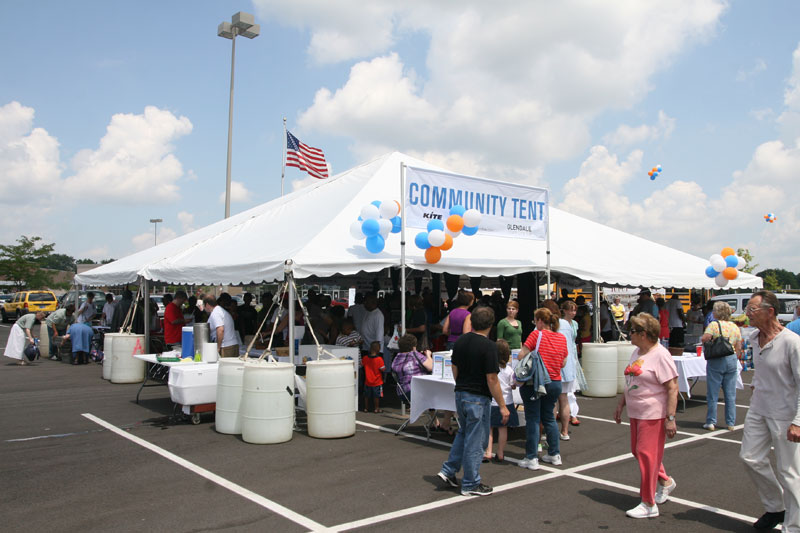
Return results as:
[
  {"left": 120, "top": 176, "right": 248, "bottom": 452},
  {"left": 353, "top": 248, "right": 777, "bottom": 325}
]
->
[{"left": 2, "top": 290, "right": 58, "bottom": 322}]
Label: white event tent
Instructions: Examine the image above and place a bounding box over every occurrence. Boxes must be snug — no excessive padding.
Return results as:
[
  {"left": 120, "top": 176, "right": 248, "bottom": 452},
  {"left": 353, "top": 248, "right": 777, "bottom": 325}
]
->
[{"left": 76, "top": 151, "right": 762, "bottom": 290}]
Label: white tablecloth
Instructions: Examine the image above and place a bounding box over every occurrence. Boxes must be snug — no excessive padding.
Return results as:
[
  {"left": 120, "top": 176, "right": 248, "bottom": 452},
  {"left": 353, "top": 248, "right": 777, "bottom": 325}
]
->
[
  {"left": 409, "top": 375, "right": 524, "bottom": 423},
  {"left": 674, "top": 354, "right": 744, "bottom": 398}
]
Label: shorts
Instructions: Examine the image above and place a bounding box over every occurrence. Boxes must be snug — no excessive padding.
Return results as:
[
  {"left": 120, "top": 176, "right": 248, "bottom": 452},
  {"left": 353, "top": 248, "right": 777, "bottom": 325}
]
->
[
  {"left": 490, "top": 403, "right": 519, "bottom": 427},
  {"left": 364, "top": 385, "right": 383, "bottom": 399}
]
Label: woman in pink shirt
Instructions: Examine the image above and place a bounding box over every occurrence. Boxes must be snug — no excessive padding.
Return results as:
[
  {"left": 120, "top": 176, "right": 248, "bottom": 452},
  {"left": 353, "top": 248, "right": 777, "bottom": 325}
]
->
[{"left": 614, "top": 313, "right": 679, "bottom": 519}]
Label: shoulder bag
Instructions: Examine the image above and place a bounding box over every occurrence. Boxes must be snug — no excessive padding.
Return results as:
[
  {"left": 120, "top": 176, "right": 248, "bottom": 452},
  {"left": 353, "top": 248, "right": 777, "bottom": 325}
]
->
[
  {"left": 703, "top": 320, "right": 735, "bottom": 360},
  {"left": 515, "top": 331, "right": 543, "bottom": 382}
]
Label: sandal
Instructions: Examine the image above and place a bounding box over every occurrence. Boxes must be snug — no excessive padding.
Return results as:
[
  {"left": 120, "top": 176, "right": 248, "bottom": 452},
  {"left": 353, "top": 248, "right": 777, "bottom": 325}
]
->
[
  {"left": 482, "top": 456, "right": 491, "bottom": 463},
  {"left": 374, "top": 409, "right": 383, "bottom": 413},
  {"left": 570, "top": 417, "right": 581, "bottom": 426},
  {"left": 492, "top": 455, "right": 505, "bottom": 464}
]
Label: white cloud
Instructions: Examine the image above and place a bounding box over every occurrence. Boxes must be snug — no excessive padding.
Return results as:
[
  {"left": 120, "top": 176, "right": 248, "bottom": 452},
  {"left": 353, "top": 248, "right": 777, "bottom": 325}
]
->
[
  {"left": 177, "top": 211, "right": 195, "bottom": 233},
  {"left": 603, "top": 111, "right": 676, "bottom": 147},
  {"left": 750, "top": 108, "right": 774, "bottom": 121},
  {"left": 131, "top": 227, "right": 178, "bottom": 251},
  {"left": 218, "top": 180, "right": 252, "bottom": 204},
  {"left": 736, "top": 58, "right": 767, "bottom": 82},
  {"left": 778, "top": 42, "right": 800, "bottom": 141},
  {"left": 63, "top": 106, "right": 192, "bottom": 203},
  {"left": 292, "top": 1, "right": 725, "bottom": 177}
]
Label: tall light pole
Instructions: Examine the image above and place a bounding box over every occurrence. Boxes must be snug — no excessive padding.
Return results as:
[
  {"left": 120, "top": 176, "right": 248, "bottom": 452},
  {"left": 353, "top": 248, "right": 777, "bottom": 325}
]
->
[
  {"left": 149, "top": 218, "right": 162, "bottom": 246},
  {"left": 218, "top": 12, "right": 260, "bottom": 219}
]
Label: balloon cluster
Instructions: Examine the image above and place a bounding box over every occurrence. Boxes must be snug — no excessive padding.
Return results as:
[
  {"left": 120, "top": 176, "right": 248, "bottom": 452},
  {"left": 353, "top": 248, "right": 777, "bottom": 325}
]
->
[
  {"left": 764, "top": 213, "right": 777, "bottom": 223},
  {"left": 648, "top": 165, "right": 663, "bottom": 180},
  {"left": 349, "top": 199, "right": 401, "bottom": 254},
  {"left": 415, "top": 205, "right": 482, "bottom": 264},
  {"left": 704, "top": 247, "right": 747, "bottom": 287}
]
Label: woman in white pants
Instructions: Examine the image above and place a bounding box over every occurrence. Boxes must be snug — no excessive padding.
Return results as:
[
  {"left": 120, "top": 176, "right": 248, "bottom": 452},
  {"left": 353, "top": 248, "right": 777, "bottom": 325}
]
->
[
  {"left": 557, "top": 300, "right": 580, "bottom": 437},
  {"left": 4, "top": 311, "right": 45, "bottom": 365}
]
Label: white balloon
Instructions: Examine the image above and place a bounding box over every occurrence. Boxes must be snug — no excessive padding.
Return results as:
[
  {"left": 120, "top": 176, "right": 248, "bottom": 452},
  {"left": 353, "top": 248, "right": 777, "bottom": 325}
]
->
[
  {"left": 360, "top": 204, "right": 380, "bottom": 220},
  {"left": 715, "top": 273, "right": 728, "bottom": 287},
  {"left": 378, "top": 218, "right": 392, "bottom": 238},
  {"left": 428, "top": 229, "right": 446, "bottom": 247},
  {"left": 349, "top": 219, "right": 365, "bottom": 239},
  {"left": 709, "top": 254, "right": 726, "bottom": 272},
  {"left": 463, "top": 209, "right": 482, "bottom": 227},
  {"left": 736, "top": 256, "right": 747, "bottom": 270},
  {"left": 445, "top": 228, "right": 461, "bottom": 238},
  {"left": 379, "top": 198, "right": 399, "bottom": 219}
]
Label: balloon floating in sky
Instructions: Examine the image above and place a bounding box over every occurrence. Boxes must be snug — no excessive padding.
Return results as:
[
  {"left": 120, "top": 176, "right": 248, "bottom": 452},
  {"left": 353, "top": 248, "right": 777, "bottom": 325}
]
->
[
  {"left": 417, "top": 204, "right": 482, "bottom": 263},
  {"left": 647, "top": 165, "right": 663, "bottom": 181},
  {"left": 764, "top": 213, "right": 777, "bottom": 223},
  {"left": 351, "top": 199, "right": 401, "bottom": 254},
  {"left": 704, "top": 246, "right": 746, "bottom": 287}
]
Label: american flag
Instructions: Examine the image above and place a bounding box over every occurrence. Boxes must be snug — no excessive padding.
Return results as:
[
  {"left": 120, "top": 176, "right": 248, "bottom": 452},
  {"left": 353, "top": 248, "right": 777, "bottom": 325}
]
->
[{"left": 286, "top": 131, "right": 328, "bottom": 179}]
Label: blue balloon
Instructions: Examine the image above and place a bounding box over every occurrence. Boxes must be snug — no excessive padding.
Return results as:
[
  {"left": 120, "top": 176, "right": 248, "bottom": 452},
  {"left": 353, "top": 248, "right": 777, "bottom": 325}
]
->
[
  {"left": 650, "top": 175, "right": 656, "bottom": 181},
  {"left": 414, "top": 232, "right": 431, "bottom": 249},
  {"left": 371, "top": 200, "right": 381, "bottom": 208},
  {"left": 724, "top": 255, "right": 738, "bottom": 268},
  {"left": 462, "top": 225, "right": 478, "bottom": 236},
  {"left": 705, "top": 265, "right": 719, "bottom": 278},
  {"left": 390, "top": 216, "right": 402, "bottom": 233},
  {"left": 427, "top": 219, "right": 445, "bottom": 232},
  {"left": 449, "top": 205, "right": 466, "bottom": 217},
  {"left": 361, "top": 218, "right": 380, "bottom": 237},
  {"left": 365, "top": 234, "right": 385, "bottom": 254}
]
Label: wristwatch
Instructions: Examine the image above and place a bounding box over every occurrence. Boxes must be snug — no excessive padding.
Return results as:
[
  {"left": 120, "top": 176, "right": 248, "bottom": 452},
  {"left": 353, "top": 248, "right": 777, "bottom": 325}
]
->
[{"left": 667, "top": 415, "right": 676, "bottom": 422}]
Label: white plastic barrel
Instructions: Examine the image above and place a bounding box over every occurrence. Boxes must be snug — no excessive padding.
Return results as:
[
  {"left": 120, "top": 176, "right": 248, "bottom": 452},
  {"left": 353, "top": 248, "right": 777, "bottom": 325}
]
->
[
  {"left": 110, "top": 334, "right": 147, "bottom": 384},
  {"left": 215, "top": 358, "right": 246, "bottom": 434},
  {"left": 581, "top": 343, "right": 618, "bottom": 397},
  {"left": 102, "top": 332, "right": 124, "bottom": 380},
  {"left": 305, "top": 359, "right": 356, "bottom": 438},
  {"left": 241, "top": 361, "right": 295, "bottom": 444}
]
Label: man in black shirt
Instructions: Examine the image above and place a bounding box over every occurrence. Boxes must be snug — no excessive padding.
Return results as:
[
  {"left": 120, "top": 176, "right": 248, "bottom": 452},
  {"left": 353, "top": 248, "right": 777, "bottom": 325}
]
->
[{"left": 437, "top": 306, "right": 509, "bottom": 496}]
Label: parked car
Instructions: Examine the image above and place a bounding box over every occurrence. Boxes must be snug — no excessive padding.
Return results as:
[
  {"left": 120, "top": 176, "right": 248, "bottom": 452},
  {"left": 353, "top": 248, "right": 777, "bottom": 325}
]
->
[
  {"left": 58, "top": 290, "right": 107, "bottom": 318},
  {"left": 3, "top": 290, "right": 58, "bottom": 322},
  {"left": 710, "top": 292, "right": 800, "bottom": 325},
  {"left": 150, "top": 295, "right": 166, "bottom": 318},
  {"left": 0, "top": 293, "right": 16, "bottom": 322}
]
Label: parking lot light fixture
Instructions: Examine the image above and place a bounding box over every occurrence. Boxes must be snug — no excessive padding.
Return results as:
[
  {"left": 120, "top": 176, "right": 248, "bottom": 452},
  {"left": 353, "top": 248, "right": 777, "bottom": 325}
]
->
[
  {"left": 149, "top": 218, "right": 163, "bottom": 246},
  {"left": 218, "top": 11, "right": 260, "bottom": 219}
]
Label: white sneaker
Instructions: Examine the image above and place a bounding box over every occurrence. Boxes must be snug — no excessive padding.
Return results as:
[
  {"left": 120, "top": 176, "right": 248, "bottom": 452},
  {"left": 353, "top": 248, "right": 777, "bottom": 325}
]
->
[
  {"left": 541, "top": 453, "right": 562, "bottom": 466},
  {"left": 626, "top": 502, "right": 659, "bottom": 519},
  {"left": 559, "top": 433, "right": 570, "bottom": 441},
  {"left": 655, "top": 478, "right": 676, "bottom": 504},
  {"left": 518, "top": 457, "right": 540, "bottom": 470},
  {"left": 702, "top": 423, "right": 715, "bottom": 431}
]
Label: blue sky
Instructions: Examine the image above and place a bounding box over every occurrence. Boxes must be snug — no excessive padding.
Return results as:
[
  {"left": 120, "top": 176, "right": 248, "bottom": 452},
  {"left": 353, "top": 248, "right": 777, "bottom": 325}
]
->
[{"left": 1, "top": 1, "right": 799, "bottom": 272}]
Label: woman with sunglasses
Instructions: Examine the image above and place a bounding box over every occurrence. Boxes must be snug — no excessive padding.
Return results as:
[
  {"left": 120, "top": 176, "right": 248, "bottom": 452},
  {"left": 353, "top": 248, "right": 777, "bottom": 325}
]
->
[{"left": 614, "top": 313, "right": 679, "bottom": 519}]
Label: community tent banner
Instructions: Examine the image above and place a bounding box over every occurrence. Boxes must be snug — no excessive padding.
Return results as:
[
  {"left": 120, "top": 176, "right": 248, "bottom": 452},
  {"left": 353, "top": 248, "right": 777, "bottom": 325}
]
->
[{"left": 405, "top": 166, "right": 549, "bottom": 241}]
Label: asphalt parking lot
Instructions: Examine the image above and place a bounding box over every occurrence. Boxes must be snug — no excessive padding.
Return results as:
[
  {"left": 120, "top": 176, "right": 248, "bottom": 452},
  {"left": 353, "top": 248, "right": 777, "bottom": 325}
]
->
[{"left": 0, "top": 323, "right": 769, "bottom": 532}]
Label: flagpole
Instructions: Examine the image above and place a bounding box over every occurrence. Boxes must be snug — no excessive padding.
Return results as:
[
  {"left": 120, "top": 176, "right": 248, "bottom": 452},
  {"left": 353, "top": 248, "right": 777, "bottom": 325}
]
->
[
  {"left": 400, "top": 162, "right": 406, "bottom": 335},
  {"left": 281, "top": 117, "right": 287, "bottom": 197}
]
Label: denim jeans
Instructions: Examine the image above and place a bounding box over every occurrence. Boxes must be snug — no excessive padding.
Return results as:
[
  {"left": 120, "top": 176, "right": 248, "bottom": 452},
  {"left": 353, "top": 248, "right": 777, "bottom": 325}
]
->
[
  {"left": 706, "top": 354, "right": 738, "bottom": 427},
  {"left": 520, "top": 380, "right": 562, "bottom": 458},
  {"left": 441, "top": 391, "right": 491, "bottom": 490}
]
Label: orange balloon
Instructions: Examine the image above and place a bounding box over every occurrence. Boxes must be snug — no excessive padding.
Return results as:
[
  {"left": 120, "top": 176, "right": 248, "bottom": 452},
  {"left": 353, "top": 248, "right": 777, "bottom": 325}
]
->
[
  {"left": 446, "top": 214, "right": 464, "bottom": 232},
  {"left": 720, "top": 247, "right": 735, "bottom": 258},
  {"left": 722, "top": 267, "right": 738, "bottom": 280},
  {"left": 425, "top": 247, "right": 442, "bottom": 264},
  {"left": 440, "top": 234, "right": 454, "bottom": 251}
]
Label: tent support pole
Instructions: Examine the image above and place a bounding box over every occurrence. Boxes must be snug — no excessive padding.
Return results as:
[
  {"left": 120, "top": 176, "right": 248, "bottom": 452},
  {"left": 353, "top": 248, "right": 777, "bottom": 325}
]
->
[
  {"left": 400, "top": 162, "right": 407, "bottom": 335},
  {"left": 286, "top": 262, "right": 295, "bottom": 362},
  {"left": 546, "top": 195, "right": 551, "bottom": 296},
  {"left": 592, "top": 282, "right": 600, "bottom": 342},
  {"left": 142, "top": 277, "right": 150, "bottom": 353}
]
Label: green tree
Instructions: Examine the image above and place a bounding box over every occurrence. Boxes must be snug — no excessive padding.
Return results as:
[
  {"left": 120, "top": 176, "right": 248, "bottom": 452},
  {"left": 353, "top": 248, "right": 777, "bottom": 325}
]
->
[
  {"left": 762, "top": 271, "right": 780, "bottom": 291},
  {"left": 736, "top": 248, "right": 758, "bottom": 274},
  {"left": 100, "top": 258, "right": 116, "bottom": 264},
  {"left": 37, "top": 252, "right": 76, "bottom": 272},
  {"left": 757, "top": 269, "right": 799, "bottom": 290},
  {"left": 0, "top": 236, "right": 55, "bottom": 290},
  {"left": 76, "top": 258, "right": 96, "bottom": 264}
]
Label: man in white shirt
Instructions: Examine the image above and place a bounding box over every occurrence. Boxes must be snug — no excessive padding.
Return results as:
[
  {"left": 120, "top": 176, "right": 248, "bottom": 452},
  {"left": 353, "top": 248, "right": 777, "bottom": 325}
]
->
[
  {"left": 204, "top": 295, "right": 238, "bottom": 357},
  {"left": 101, "top": 293, "right": 116, "bottom": 327},
  {"left": 359, "top": 294, "right": 384, "bottom": 353},
  {"left": 665, "top": 294, "right": 686, "bottom": 348},
  {"left": 740, "top": 290, "right": 800, "bottom": 531},
  {"left": 347, "top": 293, "right": 367, "bottom": 333},
  {"left": 75, "top": 292, "right": 96, "bottom": 324}
]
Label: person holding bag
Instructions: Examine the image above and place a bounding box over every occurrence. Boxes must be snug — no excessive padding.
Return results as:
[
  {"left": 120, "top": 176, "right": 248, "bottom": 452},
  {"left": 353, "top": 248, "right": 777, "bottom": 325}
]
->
[{"left": 701, "top": 301, "right": 743, "bottom": 431}]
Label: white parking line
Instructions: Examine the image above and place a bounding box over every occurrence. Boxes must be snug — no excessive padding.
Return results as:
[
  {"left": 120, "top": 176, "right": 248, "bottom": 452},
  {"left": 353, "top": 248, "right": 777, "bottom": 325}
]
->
[
  {"left": 341, "top": 417, "right": 756, "bottom": 531},
  {"left": 82, "top": 413, "right": 330, "bottom": 532}
]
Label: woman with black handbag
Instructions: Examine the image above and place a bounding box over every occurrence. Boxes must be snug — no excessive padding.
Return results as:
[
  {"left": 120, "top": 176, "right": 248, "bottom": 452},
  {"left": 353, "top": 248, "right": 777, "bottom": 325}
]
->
[{"left": 700, "top": 301, "right": 743, "bottom": 431}]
